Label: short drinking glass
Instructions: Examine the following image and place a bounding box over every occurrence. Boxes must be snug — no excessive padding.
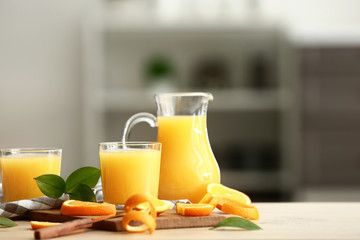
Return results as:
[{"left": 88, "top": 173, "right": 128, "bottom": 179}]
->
[
  {"left": 99, "top": 142, "right": 161, "bottom": 204},
  {"left": 0, "top": 148, "right": 62, "bottom": 203}
]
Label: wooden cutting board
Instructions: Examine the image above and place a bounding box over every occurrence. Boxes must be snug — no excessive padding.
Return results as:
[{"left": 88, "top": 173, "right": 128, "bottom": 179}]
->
[{"left": 28, "top": 209, "right": 229, "bottom": 231}]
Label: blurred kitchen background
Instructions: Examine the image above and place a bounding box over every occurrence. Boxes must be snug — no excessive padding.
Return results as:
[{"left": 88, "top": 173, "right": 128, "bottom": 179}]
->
[{"left": 1, "top": 0, "right": 360, "bottom": 202}]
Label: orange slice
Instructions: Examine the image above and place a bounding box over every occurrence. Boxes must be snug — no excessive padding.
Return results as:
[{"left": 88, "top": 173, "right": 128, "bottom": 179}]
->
[
  {"left": 136, "top": 196, "right": 171, "bottom": 215},
  {"left": 60, "top": 200, "right": 116, "bottom": 216},
  {"left": 216, "top": 198, "right": 259, "bottom": 220},
  {"left": 30, "top": 221, "right": 61, "bottom": 230},
  {"left": 122, "top": 211, "right": 156, "bottom": 233},
  {"left": 122, "top": 193, "right": 157, "bottom": 234},
  {"left": 176, "top": 203, "right": 215, "bottom": 216},
  {"left": 205, "top": 183, "right": 251, "bottom": 205}
]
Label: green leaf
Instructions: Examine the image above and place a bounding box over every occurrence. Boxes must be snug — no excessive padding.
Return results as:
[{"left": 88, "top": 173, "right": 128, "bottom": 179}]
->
[
  {"left": 34, "top": 174, "right": 66, "bottom": 198},
  {"left": 67, "top": 183, "right": 97, "bottom": 202},
  {"left": 65, "top": 167, "right": 100, "bottom": 192},
  {"left": 210, "top": 217, "right": 262, "bottom": 231},
  {"left": 0, "top": 217, "right": 17, "bottom": 228}
]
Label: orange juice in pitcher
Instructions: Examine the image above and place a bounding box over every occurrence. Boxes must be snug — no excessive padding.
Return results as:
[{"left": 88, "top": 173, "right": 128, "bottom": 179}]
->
[
  {"left": 157, "top": 115, "right": 219, "bottom": 202},
  {"left": 122, "top": 93, "right": 220, "bottom": 203}
]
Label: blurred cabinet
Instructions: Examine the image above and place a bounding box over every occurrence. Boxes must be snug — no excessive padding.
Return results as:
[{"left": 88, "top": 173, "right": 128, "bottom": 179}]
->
[
  {"left": 82, "top": 9, "right": 300, "bottom": 201},
  {"left": 301, "top": 47, "right": 360, "bottom": 187}
]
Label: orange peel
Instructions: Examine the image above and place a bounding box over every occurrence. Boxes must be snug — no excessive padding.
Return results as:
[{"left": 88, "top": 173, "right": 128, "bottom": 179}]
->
[
  {"left": 122, "top": 193, "right": 157, "bottom": 234},
  {"left": 124, "top": 193, "right": 157, "bottom": 219},
  {"left": 122, "top": 211, "right": 156, "bottom": 233}
]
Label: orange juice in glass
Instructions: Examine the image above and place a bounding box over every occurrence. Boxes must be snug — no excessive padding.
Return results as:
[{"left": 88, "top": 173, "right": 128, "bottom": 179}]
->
[
  {"left": 0, "top": 148, "right": 61, "bottom": 203},
  {"left": 99, "top": 142, "right": 161, "bottom": 204}
]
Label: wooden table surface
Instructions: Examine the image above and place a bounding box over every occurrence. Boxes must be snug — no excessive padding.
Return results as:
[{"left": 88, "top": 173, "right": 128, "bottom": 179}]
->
[{"left": 2, "top": 202, "right": 360, "bottom": 240}]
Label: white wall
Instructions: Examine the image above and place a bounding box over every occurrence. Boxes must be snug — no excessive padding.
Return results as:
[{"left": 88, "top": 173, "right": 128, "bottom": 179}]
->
[{"left": 0, "top": 0, "right": 96, "bottom": 177}]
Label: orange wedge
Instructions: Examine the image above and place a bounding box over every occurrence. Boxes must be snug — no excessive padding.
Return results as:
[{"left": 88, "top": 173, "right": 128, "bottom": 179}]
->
[
  {"left": 176, "top": 203, "right": 215, "bottom": 216},
  {"left": 204, "top": 183, "right": 251, "bottom": 205},
  {"left": 216, "top": 198, "right": 259, "bottom": 220},
  {"left": 122, "top": 193, "right": 157, "bottom": 234},
  {"left": 199, "top": 192, "right": 213, "bottom": 204},
  {"left": 60, "top": 200, "right": 116, "bottom": 216},
  {"left": 30, "top": 221, "right": 61, "bottom": 230},
  {"left": 136, "top": 195, "right": 171, "bottom": 215}
]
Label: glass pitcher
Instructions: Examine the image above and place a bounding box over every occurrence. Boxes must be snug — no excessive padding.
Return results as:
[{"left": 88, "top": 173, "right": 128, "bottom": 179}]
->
[{"left": 122, "top": 92, "right": 220, "bottom": 203}]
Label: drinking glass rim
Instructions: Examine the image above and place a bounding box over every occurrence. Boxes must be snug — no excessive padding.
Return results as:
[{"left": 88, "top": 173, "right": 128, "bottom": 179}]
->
[
  {"left": 99, "top": 142, "right": 161, "bottom": 146},
  {"left": 0, "top": 148, "right": 62, "bottom": 153}
]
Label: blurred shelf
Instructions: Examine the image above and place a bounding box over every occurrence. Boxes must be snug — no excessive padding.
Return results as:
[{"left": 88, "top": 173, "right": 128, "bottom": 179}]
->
[
  {"left": 101, "top": 10, "right": 281, "bottom": 36},
  {"left": 290, "top": 26, "right": 360, "bottom": 46},
  {"left": 104, "top": 22, "right": 281, "bottom": 37},
  {"left": 99, "top": 88, "right": 292, "bottom": 112}
]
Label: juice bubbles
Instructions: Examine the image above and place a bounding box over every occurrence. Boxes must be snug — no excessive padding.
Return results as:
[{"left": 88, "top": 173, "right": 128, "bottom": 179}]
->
[
  {"left": 157, "top": 116, "right": 220, "bottom": 203},
  {"left": 99, "top": 142, "right": 161, "bottom": 205},
  {"left": 0, "top": 149, "right": 61, "bottom": 203}
]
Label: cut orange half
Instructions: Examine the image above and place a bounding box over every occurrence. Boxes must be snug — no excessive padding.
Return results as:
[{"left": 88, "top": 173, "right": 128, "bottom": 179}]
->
[
  {"left": 30, "top": 221, "right": 61, "bottom": 230},
  {"left": 176, "top": 203, "right": 215, "bottom": 216},
  {"left": 216, "top": 198, "right": 259, "bottom": 220},
  {"left": 60, "top": 200, "right": 116, "bottom": 216},
  {"left": 136, "top": 196, "right": 171, "bottom": 215},
  {"left": 205, "top": 183, "right": 251, "bottom": 205}
]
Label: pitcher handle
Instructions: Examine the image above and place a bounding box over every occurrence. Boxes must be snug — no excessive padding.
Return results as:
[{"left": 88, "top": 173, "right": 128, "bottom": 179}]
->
[{"left": 122, "top": 112, "right": 158, "bottom": 142}]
